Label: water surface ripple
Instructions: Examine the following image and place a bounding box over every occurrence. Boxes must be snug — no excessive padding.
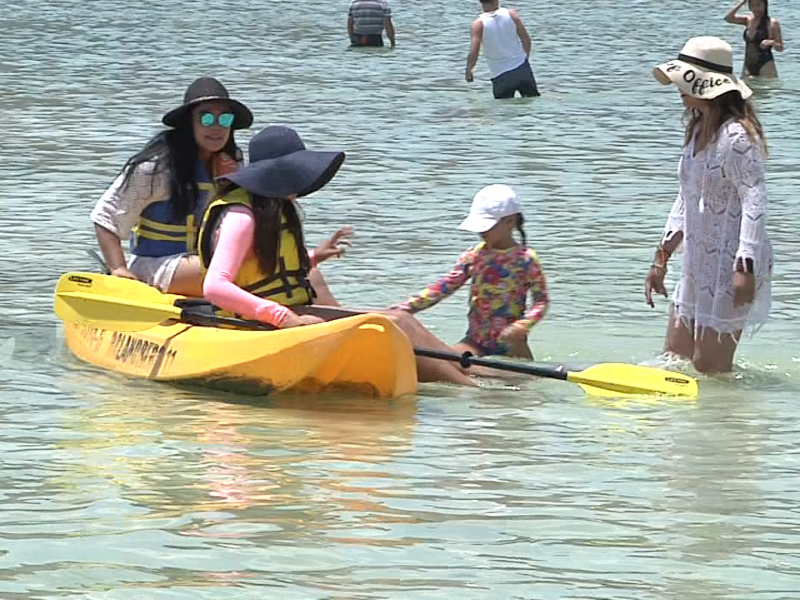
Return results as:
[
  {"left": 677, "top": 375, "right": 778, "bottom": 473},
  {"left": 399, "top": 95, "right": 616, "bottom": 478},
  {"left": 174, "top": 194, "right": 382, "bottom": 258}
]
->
[{"left": 1, "top": 0, "right": 799, "bottom": 597}]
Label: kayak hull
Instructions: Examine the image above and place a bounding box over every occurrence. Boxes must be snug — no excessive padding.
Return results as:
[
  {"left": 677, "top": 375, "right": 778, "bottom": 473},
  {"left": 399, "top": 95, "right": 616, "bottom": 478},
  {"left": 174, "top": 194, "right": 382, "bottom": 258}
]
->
[{"left": 62, "top": 313, "right": 418, "bottom": 399}]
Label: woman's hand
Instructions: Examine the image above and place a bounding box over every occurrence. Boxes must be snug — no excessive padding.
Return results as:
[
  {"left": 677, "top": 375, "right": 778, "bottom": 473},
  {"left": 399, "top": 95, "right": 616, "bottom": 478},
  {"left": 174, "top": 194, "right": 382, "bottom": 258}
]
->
[
  {"left": 110, "top": 266, "right": 138, "bottom": 280},
  {"left": 725, "top": 0, "right": 747, "bottom": 24},
  {"left": 498, "top": 323, "right": 528, "bottom": 345},
  {"left": 645, "top": 266, "right": 668, "bottom": 308},
  {"left": 314, "top": 226, "right": 353, "bottom": 264},
  {"left": 733, "top": 271, "right": 755, "bottom": 307},
  {"left": 279, "top": 312, "right": 326, "bottom": 328},
  {"left": 760, "top": 39, "right": 774, "bottom": 49}
]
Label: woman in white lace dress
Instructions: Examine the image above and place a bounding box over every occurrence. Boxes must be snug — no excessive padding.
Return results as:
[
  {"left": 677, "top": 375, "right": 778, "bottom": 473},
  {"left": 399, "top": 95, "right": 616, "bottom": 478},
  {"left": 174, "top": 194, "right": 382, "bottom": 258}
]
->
[{"left": 646, "top": 37, "right": 773, "bottom": 373}]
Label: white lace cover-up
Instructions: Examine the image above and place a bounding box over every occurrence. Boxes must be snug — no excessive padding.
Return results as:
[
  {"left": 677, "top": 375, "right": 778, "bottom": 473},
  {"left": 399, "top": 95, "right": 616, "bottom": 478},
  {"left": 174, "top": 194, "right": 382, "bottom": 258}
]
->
[{"left": 663, "top": 120, "right": 773, "bottom": 337}]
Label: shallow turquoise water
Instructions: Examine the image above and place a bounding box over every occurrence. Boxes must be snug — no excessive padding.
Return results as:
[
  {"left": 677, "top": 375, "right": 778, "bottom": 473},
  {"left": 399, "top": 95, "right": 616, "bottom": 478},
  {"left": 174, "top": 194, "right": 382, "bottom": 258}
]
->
[{"left": 1, "top": 0, "right": 800, "bottom": 597}]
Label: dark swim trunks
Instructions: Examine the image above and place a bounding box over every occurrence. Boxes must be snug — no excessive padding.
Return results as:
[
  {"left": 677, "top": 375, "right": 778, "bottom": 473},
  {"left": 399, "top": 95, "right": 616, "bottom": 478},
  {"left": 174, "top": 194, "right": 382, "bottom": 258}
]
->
[
  {"left": 351, "top": 34, "right": 384, "bottom": 47},
  {"left": 491, "top": 60, "right": 540, "bottom": 99}
]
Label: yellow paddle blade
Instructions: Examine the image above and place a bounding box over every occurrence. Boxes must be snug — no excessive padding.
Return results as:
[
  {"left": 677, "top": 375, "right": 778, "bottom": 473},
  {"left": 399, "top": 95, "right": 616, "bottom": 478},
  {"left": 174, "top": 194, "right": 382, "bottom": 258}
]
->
[
  {"left": 57, "top": 272, "right": 171, "bottom": 304},
  {"left": 54, "top": 272, "right": 182, "bottom": 332},
  {"left": 567, "top": 363, "right": 698, "bottom": 399}
]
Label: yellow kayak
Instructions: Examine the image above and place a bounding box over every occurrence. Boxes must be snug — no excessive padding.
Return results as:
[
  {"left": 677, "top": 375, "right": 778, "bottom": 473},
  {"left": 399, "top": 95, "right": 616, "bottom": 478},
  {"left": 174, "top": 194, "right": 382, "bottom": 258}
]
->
[
  {"left": 55, "top": 272, "right": 418, "bottom": 398},
  {"left": 62, "top": 315, "right": 417, "bottom": 398},
  {"left": 55, "top": 272, "right": 700, "bottom": 400}
]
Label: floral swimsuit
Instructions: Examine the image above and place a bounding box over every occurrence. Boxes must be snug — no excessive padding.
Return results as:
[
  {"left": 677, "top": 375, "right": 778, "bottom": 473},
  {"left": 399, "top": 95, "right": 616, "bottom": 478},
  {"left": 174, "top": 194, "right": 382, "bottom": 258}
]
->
[{"left": 399, "top": 242, "right": 549, "bottom": 355}]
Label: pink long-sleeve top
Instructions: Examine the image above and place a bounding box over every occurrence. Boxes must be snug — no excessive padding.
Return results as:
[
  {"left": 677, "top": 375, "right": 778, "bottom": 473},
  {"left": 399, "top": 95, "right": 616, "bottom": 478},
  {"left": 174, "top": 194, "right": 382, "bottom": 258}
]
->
[{"left": 203, "top": 205, "right": 316, "bottom": 327}]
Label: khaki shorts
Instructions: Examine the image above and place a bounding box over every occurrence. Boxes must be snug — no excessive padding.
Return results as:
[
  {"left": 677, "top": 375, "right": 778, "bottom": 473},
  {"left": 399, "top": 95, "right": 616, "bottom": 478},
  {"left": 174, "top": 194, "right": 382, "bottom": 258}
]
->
[{"left": 128, "top": 252, "right": 187, "bottom": 293}]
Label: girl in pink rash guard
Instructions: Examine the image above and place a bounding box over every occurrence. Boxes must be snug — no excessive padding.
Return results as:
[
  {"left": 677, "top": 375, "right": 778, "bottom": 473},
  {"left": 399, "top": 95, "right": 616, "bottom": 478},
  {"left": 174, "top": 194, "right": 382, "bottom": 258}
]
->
[
  {"left": 198, "top": 127, "right": 350, "bottom": 328},
  {"left": 196, "top": 126, "right": 503, "bottom": 386}
]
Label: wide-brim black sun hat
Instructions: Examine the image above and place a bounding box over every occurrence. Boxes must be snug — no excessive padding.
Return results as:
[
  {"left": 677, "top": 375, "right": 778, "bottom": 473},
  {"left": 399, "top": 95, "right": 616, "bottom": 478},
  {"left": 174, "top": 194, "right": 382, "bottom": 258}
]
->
[
  {"left": 162, "top": 77, "right": 253, "bottom": 130},
  {"left": 219, "top": 126, "right": 345, "bottom": 198}
]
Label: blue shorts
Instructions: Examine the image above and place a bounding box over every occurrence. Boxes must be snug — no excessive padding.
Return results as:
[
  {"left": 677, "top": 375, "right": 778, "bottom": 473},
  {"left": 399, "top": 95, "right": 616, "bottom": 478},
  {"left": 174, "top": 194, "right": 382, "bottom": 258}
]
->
[{"left": 491, "top": 60, "right": 540, "bottom": 99}]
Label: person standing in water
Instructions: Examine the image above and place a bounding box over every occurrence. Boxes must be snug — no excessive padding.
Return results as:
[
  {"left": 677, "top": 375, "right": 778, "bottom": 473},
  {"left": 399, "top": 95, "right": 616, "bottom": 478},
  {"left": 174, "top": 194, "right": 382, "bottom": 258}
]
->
[
  {"left": 348, "top": 0, "right": 395, "bottom": 48},
  {"left": 725, "top": 0, "right": 784, "bottom": 78},
  {"left": 465, "top": 0, "right": 539, "bottom": 99},
  {"left": 646, "top": 36, "right": 773, "bottom": 374},
  {"left": 391, "top": 185, "right": 549, "bottom": 359}
]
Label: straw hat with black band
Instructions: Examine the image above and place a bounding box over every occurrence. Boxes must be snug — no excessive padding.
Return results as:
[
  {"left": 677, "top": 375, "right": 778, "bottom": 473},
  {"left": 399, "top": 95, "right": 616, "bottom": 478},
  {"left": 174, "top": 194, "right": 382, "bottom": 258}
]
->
[{"left": 653, "top": 36, "right": 752, "bottom": 100}]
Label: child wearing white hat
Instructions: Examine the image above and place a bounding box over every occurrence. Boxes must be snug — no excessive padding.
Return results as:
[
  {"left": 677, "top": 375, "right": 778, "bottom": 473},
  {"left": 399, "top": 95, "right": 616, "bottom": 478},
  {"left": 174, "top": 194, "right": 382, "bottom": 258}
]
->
[{"left": 391, "top": 184, "right": 548, "bottom": 358}]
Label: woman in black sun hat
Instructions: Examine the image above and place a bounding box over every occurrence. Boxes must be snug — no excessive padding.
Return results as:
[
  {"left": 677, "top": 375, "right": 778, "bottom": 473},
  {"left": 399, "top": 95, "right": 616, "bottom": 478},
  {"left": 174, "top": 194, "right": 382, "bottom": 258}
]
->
[{"left": 91, "top": 77, "right": 252, "bottom": 296}]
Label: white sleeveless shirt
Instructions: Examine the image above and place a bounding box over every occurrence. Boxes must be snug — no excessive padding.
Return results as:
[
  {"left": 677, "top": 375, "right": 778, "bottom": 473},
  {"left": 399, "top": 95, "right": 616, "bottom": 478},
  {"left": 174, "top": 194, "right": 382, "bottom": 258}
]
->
[{"left": 479, "top": 8, "right": 526, "bottom": 79}]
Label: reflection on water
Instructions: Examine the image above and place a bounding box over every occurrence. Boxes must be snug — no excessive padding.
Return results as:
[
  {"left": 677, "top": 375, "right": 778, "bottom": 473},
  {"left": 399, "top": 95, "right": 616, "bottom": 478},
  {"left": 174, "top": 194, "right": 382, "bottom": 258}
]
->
[
  {"left": 61, "top": 386, "right": 417, "bottom": 515},
  {"left": 2, "top": 0, "right": 800, "bottom": 596}
]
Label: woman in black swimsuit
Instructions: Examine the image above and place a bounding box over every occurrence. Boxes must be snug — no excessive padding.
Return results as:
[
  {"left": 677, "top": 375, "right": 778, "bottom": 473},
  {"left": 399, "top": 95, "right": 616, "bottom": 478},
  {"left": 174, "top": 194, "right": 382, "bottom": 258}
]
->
[{"left": 725, "top": 0, "right": 784, "bottom": 78}]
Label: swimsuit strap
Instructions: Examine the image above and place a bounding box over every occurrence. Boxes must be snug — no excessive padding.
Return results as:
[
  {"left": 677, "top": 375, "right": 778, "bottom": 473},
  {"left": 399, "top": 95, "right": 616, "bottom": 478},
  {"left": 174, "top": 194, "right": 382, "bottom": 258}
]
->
[{"left": 745, "top": 14, "right": 770, "bottom": 42}]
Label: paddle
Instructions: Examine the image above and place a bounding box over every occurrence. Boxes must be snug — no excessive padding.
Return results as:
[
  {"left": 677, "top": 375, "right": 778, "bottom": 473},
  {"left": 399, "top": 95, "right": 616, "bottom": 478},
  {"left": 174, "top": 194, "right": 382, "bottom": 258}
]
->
[
  {"left": 55, "top": 272, "right": 273, "bottom": 332},
  {"left": 55, "top": 272, "right": 700, "bottom": 398},
  {"left": 290, "top": 307, "right": 697, "bottom": 398},
  {"left": 86, "top": 249, "right": 111, "bottom": 275},
  {"left": 414, "top": 348, "right": 697, "bottom": 398}
]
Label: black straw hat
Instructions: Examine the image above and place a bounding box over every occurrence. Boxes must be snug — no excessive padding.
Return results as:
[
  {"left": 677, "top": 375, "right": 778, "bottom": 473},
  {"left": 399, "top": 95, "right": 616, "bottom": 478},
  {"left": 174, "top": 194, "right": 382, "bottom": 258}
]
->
[
  {"left": 162, "top": 77, "right": 253, "bottom": 130},
  {"left": 219, "top": 126, "right": 345, "bottom": 198}
]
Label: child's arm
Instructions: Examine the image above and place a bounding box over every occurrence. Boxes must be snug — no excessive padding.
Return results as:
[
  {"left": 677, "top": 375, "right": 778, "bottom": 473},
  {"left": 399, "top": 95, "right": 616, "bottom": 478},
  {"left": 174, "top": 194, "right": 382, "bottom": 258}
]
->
[
  {"left": 392, "top": 250, "right": 473, "bottom": 313},
  {"left": 514, "top": 251, "right": 549, "bottom": 331}
]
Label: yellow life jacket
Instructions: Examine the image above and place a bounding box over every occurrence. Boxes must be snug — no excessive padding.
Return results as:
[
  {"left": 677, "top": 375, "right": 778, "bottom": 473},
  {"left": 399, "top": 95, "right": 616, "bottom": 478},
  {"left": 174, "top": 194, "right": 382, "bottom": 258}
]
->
[
  {"left": 131, "top": 152, "right": 239, "bottom": 256},
  {"left": 197, "top": 188, "right": 314, "bottom": 306}
]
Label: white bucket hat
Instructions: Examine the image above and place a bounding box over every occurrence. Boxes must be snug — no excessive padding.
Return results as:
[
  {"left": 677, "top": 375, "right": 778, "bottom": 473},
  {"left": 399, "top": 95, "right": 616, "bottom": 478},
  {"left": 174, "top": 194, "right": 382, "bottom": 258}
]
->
[
  {"left": 653, "top": 36, "right": 752, "bottom": 100},
  {"left": 458, "top": 184, "right": 522, "bottom": 233}
]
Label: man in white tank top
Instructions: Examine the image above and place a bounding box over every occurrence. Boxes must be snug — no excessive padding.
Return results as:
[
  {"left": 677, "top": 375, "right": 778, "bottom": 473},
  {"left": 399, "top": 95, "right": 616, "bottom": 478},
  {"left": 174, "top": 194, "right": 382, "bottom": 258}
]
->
[{"left": 465, "top": 0, "right": 539, "bottom": 99}]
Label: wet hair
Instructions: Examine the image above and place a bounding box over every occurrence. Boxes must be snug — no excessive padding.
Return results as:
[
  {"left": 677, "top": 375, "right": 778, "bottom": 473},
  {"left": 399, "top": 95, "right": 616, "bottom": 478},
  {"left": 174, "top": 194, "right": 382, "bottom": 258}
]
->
[
  {"left": 684, "top": 90, "right": 767, "bottom": 155},
  {"left": 249, "top": 194, "right": 311, "bottom": 278},
  {"left": 117, "top": 112, "right": 241, "bottom": 223},
  {"left": 515, "top": 214, "right": 527, "bottom": 247}
]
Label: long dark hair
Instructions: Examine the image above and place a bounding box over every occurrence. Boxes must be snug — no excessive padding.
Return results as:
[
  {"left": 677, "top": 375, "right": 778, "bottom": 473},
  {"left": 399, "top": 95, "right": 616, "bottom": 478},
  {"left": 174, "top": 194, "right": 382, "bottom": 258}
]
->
[
  {"left": 684, "top": 91, "right": 768, "bottom": 155},
  {"left": 118, "top": 117, "right": 241, "bottom": 223},
  {"left": 515, "top": 214, "right": 528, "bottom": 247},
  {"left": 209, "top": 180, "right": 309, "bottom": 276},
  {"left": 249, "top": 194, "right": 310, "bottom": 277}
]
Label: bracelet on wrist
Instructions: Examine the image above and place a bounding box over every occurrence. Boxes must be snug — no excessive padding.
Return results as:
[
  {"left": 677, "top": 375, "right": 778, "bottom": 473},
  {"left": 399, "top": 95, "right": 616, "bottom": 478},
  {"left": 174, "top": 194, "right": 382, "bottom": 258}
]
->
[{"left": 654, "top": 246, "right": 672, "bottom": 265}]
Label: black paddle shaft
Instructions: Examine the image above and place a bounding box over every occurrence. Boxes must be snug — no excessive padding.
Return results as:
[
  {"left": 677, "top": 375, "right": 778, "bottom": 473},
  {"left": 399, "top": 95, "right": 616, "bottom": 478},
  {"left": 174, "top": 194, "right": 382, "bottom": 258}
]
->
[
  {"left": 176, "top": 310, "right": 568, "bottom": 381},
  {"left": 86, "top": 249, "right": 111, "bottom": 275},
  {"left": 178, "top": 310, "right": 274, "bottom": 331},
  {"left": 413, "top": 348, "right": 569, "bottom": 381}
]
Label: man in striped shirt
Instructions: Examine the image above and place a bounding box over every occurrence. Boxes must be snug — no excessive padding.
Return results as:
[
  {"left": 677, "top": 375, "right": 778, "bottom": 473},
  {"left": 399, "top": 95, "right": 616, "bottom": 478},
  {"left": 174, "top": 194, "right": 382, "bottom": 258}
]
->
[{"left": 348, "top": 0, "right": 395, "bottom": 47}]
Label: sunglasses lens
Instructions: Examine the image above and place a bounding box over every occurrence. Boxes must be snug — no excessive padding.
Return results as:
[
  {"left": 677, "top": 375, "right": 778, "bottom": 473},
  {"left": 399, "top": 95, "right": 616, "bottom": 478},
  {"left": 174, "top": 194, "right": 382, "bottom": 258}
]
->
[
  {"left": 218, "top": 113, "right": 235, "bottom": 128},
  {"left": 199, "top": 112, "right": 215, "bottom": 127}
]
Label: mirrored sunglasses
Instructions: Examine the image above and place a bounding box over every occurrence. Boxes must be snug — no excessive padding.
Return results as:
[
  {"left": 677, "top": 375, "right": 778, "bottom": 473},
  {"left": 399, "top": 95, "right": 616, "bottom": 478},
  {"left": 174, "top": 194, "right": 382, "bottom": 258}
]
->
[{"left": 198, "top": 112, "right": 235, "bottom": 128}]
